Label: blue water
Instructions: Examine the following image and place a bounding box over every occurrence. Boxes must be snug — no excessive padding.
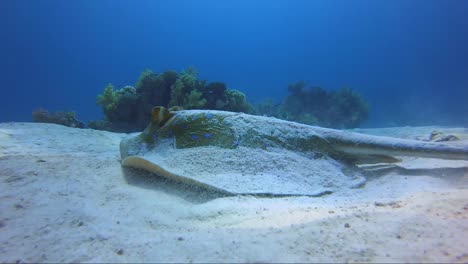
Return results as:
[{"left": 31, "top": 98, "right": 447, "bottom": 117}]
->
[{"left": 1, "top": 0, "right": 467, "bottom": 127}]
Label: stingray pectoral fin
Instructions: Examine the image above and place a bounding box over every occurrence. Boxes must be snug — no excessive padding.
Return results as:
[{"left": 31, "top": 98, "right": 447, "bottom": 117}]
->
[{"left": 121, "top": 156, "right": 233, "bottom": 194}]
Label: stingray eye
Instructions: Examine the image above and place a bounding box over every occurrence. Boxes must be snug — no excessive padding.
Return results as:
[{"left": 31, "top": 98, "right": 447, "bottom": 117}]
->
[
  {"left": 151, "top": 106, "right": 169, "bottom": 127},
  {"left": 153, "top": 107, "right": 174, "bottom": 128},
  {"left": 151, "top": 107, "right": 162, "bottom": 123}
]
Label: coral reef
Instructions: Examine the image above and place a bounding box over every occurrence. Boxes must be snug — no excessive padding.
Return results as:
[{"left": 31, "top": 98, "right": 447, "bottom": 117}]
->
[
  {"left": 96, "top": 84, "right": 138, "bottom": 123},
  {"left": 92, "top": 70, "right": 367, "bottom": 132},
  {"left": 92, "top": 67, "right": 251, "bottom": 132},
  {"left": 253, "top": 81, "right": 368, "bottom": 129},
  {"left": 32, "top": 108, "right": 85, "bottom": 128},
  {"left": 326, "top": 87, "right": 369, "bottom": 128},
  {"left": 202, "top": 82, "right": 227, "bottom": 108},
  {"left": 138, "top": 69, "right": 178, "bottom": 115},
  {"left": 222, "top": 89, "right": 251, "bottom": 113},
  {"left": 168, "top": 68, "right": 207, "bottom": 109}
]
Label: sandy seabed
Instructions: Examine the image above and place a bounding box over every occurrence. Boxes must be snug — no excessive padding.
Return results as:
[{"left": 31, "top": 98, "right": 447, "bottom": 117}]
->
[{"left": 0, "top": 122, "right": 467, "bottom": 263}]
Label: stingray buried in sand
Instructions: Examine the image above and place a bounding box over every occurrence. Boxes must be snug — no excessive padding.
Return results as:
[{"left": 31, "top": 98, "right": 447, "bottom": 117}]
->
[{"left": 120, "top": 107, "right": 468, "bottom": 196}]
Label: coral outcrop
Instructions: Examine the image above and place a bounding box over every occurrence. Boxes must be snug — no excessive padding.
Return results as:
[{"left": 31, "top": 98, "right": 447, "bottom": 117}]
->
[
  {"left": 32, "top": 108, "right": 85, "bottom": 128},
  {"left": 253, "top": 81, "right": 368, "bottom": 129},
  {"left": 92, "top": 67, "right": 251, "bottom": 132}
]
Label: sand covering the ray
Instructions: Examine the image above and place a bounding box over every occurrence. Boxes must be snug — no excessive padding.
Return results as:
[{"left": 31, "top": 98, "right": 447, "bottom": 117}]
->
[
  {"left": 1, "top": 122, "right": 468, "bottom": 263},
  {"left": 121, "top": 140, "right": 366, "bottom": 196}
]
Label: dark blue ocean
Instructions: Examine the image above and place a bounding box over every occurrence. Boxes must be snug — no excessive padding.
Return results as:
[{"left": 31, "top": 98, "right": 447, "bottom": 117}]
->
[{"left": 1, "top": 0, "right": 467, "bottom": 127}]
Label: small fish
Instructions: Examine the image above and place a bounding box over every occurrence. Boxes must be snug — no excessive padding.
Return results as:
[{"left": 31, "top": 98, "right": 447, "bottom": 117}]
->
[
  {"left": 204, "top": 133, "right": 212, "bottom": 139},
  {"left": 191, "top": 134, "right": 199, "bottom": 140}
]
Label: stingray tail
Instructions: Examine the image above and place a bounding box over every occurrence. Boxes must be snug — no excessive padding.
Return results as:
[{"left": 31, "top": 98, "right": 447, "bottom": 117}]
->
[{"left": 325, "top": 132, "right": 468, "bottom": 161}]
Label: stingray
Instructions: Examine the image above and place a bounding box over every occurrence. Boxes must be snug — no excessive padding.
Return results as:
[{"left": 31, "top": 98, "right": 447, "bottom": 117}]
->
[{"left": 120, "top": 106, "right": 468, "bottom": 196}]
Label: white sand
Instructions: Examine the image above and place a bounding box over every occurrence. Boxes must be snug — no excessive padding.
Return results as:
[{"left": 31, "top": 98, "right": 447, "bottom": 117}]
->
[{"left": 0, "top": 123, "right": 467, "bottom": 263}]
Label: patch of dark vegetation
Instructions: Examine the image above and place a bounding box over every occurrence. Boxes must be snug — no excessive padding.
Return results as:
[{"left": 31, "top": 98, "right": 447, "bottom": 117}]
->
[
  {"left": 252, "top": 81, "right": 369, "bottom": 129},
  {"left": 32, "top": 108, "right": 85, "bottom": 128}
]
